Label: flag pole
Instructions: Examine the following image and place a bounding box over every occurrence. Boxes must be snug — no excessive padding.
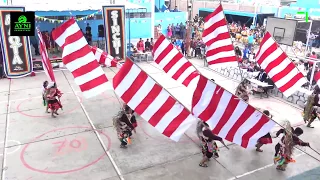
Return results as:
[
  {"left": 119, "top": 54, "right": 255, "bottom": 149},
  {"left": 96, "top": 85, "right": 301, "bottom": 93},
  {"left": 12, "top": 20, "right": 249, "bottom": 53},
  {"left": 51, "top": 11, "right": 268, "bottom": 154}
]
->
[{"left": 220, "top": 2, "right": 244, "bottom": 81}]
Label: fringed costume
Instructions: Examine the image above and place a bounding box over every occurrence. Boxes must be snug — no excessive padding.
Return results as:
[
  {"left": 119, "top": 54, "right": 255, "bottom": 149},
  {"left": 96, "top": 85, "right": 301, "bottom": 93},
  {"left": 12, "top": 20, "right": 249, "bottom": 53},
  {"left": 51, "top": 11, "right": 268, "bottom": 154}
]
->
[
  {"left": 113, "top": 109, "right": 135, "bottom": 148},
  {"left": 235, "top": 79, "right": 249, "bottom": 102},
  {"left": 46, "top": 88, "right": 63, "bottom": 111},
  {"left": 274, "top": 122, "right": 309, "bottom": 171}
]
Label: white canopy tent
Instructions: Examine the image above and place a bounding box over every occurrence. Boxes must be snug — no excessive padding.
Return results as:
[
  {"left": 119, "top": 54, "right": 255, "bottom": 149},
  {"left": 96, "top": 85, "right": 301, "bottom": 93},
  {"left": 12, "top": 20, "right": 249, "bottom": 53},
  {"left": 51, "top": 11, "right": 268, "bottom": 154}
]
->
[{"left": 2, "top": 0, "right": 145, "bottom": 11}]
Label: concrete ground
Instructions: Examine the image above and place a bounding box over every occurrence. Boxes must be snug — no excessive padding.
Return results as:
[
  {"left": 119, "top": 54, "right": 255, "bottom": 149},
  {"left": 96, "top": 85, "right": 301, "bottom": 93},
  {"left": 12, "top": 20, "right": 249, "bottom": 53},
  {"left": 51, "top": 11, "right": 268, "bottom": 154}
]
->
[{"left": 0, "top": 59, "right": 319, "bottom": 180}]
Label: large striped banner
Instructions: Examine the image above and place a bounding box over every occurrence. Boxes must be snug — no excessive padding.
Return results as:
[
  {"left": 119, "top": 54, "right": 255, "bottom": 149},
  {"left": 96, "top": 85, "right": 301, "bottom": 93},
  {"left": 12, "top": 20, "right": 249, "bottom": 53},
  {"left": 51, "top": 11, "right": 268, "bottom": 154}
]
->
[{"left": 0, "top": 7, "right": 33, "bottom": 78}]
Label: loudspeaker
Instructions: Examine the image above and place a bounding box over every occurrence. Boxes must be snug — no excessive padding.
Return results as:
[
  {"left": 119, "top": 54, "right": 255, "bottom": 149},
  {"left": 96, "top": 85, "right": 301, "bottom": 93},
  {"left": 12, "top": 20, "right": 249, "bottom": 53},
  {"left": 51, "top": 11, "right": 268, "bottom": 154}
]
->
[{"left": 98, "top": 24, "right": 104, "bottom": 38}]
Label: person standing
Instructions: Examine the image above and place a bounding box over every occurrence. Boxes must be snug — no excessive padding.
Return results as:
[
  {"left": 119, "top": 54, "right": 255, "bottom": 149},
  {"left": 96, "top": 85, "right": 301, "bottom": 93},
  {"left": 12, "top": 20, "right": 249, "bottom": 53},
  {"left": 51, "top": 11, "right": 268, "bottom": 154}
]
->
[
  {"left": 137, "top": 38, "right": 144, "bottom": 52},
  {"left": 248, "top": 33, "right": 254, "bottom": 50},
  {"left": 150, "top": 38, "right": 154, "bottom": 51},
  {"left": 167, "top": 24, "right": 172, "bottom": 39},
  {"left": 144, "top": 39, "right": 151, "bottom": 51},
  {"left": 180, "top": 22, "right": 185, "bottom": 40}
]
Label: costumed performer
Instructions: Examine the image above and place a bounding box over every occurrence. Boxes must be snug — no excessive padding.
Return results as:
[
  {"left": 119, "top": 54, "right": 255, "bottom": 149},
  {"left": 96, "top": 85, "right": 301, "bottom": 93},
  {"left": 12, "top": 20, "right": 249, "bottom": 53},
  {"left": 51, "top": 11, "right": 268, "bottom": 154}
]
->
[
  {"left": 255, "top": 110, "right": 273, "bottom": 152},
  {"left": 235, "top": 79, "right": 250, "bottom": 102},
  {"left": 46, "top": 82, "right": 63, "bottom": 118},
  {"left": 198, "top": 121, "right": 229, "bottom": 167},
  {"left": 274, "top": 121, "right": 310, "bottom": 171},
  {"left": 113, "top": 105, "right": 136, "bottom": 148}
]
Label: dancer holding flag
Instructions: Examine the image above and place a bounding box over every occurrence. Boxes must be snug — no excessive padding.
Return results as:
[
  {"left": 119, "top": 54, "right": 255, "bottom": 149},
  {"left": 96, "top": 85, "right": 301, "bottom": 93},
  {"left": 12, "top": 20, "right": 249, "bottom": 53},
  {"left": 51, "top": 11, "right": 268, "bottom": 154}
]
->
[
  {"left": 46, "top": 82, "right": 63, "bottom": 118},
  {"left": 273, "top": 122, "right": 310, "bottom": 171}
]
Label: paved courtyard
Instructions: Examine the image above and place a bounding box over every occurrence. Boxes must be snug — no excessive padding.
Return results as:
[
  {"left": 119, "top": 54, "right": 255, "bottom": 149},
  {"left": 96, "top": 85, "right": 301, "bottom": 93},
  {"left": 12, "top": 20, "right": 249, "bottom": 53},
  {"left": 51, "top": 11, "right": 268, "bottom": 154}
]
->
[{"left": 0, "top": 59, "right": 319, "bottom": 180}]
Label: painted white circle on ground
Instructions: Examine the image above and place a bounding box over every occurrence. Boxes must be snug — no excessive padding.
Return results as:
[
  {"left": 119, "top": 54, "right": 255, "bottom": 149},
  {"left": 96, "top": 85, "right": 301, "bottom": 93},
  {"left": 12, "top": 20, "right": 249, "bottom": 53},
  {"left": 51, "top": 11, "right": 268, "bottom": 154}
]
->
[{"left": 0, "top": 140, "right": 21, "bottom": 156}]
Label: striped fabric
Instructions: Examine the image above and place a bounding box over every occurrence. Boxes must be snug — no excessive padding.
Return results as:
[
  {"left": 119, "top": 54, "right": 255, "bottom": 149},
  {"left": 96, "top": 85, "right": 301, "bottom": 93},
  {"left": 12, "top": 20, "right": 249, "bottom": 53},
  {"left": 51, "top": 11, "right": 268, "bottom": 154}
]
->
[
  {"left": 52, "top": 19, "right": 109, "bottom": 98},
  {"left": 90, "top": 46, "right": 122, "bottom": 68},
  {"left": 202, "top": 4, "right": 237, "bottom": 67},
  {"left": 255, "top": 32, "right": 307, "bottom": 97},
  {"left": 152, "top": 34, "right": 199, "bottom": 87},
  {"left": 192, "top": 75, "right": 275, "bottom": 148},
  {"left": 113, "top": 58, "right": 197, "bottom": 141},
  {"left": 37, "top": 27, "right": 56, "bottom": 82}
]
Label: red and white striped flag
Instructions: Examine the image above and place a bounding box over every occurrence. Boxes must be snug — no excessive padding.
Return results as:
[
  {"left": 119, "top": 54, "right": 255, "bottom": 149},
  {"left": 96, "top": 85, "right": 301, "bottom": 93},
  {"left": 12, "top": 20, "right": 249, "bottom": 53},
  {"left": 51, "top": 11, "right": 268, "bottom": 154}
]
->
[
  {"left": 90, "top": 46, "right": 122, "bottom": 68},
  {"left": 152, "top": 34, "right": 199, "bottom": 87},
  {"left": 255, "top": 32, "right": 307, "bottom": 97},
  {"left": 113, "top": 58, "right": 197, "bottom": 141},
  {"left": 37, "top": 28, "right": 56, "bottom": 82},
  {"left": 192, "top": 75, "right": 275, "bottom": 148},
  {"left": 202, "top": 5, "right": 237, "bottom": 67},
  {"left": 52, "top": 19, "right": 109, "bottom": 98}
]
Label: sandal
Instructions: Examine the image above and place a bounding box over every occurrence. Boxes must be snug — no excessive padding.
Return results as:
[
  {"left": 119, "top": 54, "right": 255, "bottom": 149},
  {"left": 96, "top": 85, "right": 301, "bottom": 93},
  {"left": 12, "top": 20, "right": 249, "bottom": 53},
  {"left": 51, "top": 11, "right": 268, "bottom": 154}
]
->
[
  {"left": 256, "top": 149, "right": 263, "bottom": 152},
  {"left": 199, "top": 163, "right": 208, "bottom": 167}
]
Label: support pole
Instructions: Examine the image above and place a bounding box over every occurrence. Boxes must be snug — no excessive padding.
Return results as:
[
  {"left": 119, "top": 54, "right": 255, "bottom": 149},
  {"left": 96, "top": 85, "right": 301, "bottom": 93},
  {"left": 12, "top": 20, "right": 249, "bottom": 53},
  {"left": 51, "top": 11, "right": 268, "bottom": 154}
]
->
[
  {"left": 305, "top": 20, "right": 313, "bottom": 57},
  {"left": 308, "top": 61, "right": 316, "bottom": 91}
]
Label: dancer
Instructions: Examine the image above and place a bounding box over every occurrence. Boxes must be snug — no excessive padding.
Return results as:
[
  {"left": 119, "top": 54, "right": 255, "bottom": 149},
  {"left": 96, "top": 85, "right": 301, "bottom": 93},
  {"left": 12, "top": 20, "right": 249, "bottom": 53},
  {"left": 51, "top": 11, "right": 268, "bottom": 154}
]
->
[
  {"left": 42, "top": 81, "right": 49, "bottom": 113},
  {"left": 124, "top": 104, "right": 137, "bottom": 129},
  {"left": 235, "top": 79, "right": 250, "bottom": 102},
  {"left": 46, "top": 82, "right": 63, "bottom": 118},
  {"left": 113, "top": 105, "right": 135, "bottom": 148},
  {"left": 255, "top": 110, "right": 273, "bottom": 152},
  {"left": 199, "top": 122, "right": 229, "bottom": 167},
  {"left": 304, "top": 85, "right": 320, "bottom": 128},
  {"left": 274, "top": 122, "right": 310, "bottom": 171}
]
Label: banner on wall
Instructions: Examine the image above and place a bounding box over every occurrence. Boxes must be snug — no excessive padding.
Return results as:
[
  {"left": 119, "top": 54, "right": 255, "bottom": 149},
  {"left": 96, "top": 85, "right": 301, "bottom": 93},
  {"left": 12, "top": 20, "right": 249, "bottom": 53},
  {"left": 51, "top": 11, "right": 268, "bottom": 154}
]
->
[
  {"left": 102, "top": 6, "right": 126, "bottom": 60},
  {"left": 0, "top": 7, "right": 33, "bottom": 78}
]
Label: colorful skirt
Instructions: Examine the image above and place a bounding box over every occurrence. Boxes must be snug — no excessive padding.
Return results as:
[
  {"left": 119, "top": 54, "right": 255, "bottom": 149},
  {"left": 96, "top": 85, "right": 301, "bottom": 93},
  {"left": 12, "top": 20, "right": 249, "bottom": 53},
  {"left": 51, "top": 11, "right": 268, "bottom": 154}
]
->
[
  {"left": 201, "top": 141, "right": 218, "bottom": 158},
  {"left": 47, "top": 99, "right": 62, "bottom": 110},
  {"left": 258, "top": 133, "right": 272, "bottom": 144}
]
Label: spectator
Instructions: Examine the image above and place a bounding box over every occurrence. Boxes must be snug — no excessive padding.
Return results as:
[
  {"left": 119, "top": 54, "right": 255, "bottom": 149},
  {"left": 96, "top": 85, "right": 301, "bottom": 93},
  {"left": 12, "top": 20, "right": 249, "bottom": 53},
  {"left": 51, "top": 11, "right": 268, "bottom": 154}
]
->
[
  {"left": 167, "top": 24, "right": 173, "bottom": 38},
  {"left": 316, "top": 31, "right": 320, "bottom": 48},
  {"left": 180, "top": 22, "right": 185, "bottom": 39},
  {"left": 175, "top": 23, "right": 180, "bottom": 38},
  {"left": 309, "top": 51, "right": 317, "bottom": 67},
  {"left": 235, "top": 46, "right": 242, "bottom": 58},
  {"left": 256, "top": 69, "right": 267, "bottom": 82},
  {"left": 137, "top": 38, "right": 144, "bottom": 52},
  {"left": 85, "top": 30, "right": 92, "bottom": 45},
  {"left": 307, "top": 32, "right": 316, "bottom": 50},
  {"left": 194, "top": 14, "right": 199, "bottom": 23},
  {"left": 85, "top": 23, "right": 91, "bottom": 34},
  {"left": 248, "top": 33, "right": 254, "bottom": 50},
  {"left": 243, "top": 45, "right": 250, "bottom": 60},
  {"left": 181, "top": 40, "right": 185, "bottom": 55},
  {"left": 173, "top": 6, "right": 178, "bottom": 12},
  {"left": 145, "top": 39, "right": 151, "bottom": 51},
  {"left": 150, "top": 38, "right": 154, "bottom": 51},
  {"left": 157, "top": 24, "right": 162, "bottom": 35}
]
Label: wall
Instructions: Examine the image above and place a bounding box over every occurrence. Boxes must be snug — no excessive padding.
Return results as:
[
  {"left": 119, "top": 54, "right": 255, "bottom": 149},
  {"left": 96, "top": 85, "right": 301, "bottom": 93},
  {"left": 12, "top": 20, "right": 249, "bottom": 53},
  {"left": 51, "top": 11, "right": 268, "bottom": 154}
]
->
[
  {"left": 291, "top": 0, "right": 320, "bottom": 9},
  {"left": 154, "top": 12, "right": 187, "bottom": 35}
]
